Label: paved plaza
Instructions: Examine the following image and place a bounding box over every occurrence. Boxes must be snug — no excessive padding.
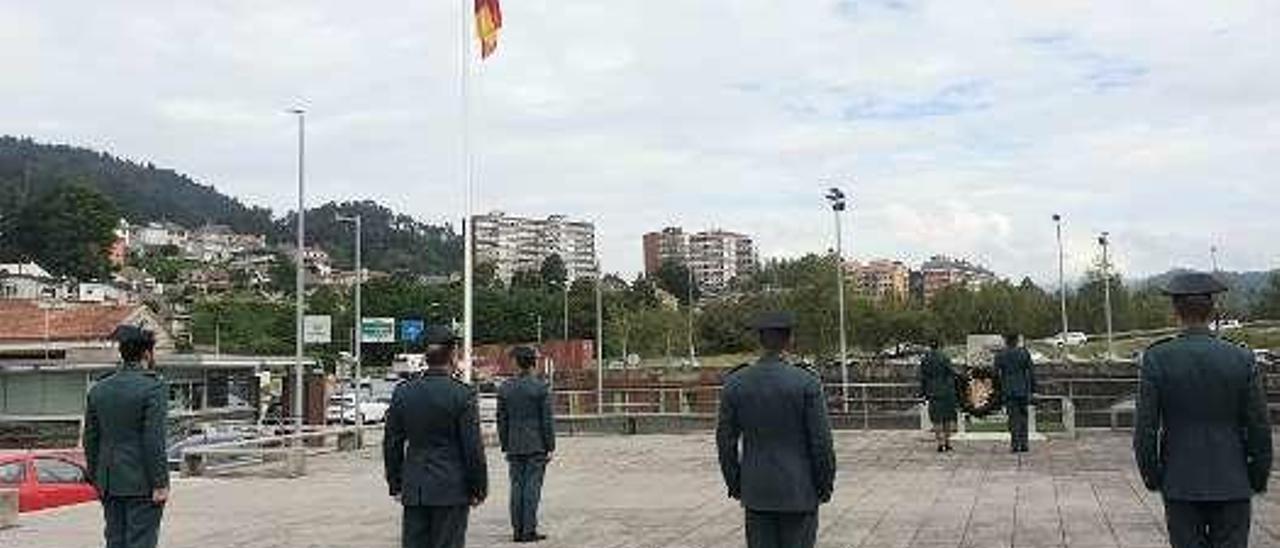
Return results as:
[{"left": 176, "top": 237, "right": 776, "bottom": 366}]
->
[{"left": 7, "top": 431, "right": 1280, "bottom": 548}]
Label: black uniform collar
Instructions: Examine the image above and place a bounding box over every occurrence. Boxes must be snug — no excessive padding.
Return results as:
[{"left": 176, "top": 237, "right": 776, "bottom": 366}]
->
[
  {"left": 422, "top": 367, "right": 451, "bottom": 377},
  {"left": 1181, "top": 326, "right": 1213, "bottom": 337}
]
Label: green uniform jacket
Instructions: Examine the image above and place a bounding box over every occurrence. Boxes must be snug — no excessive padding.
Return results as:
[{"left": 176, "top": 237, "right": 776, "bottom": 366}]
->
[
  {"left": 995, "top": 347, "right": 1036, "bottom": 402},
  {"left": 919, "top": 350, "right": 958, "bottom": 401},
  {"left": 383, "top": 369, "right": 489, "bottom": 506},
  {"left": 83, "top": 363, "right": 170, "bottom": 498},
  {"left": 496, "top": 372, "right": 556, "bottom": 456},
  {"left": 1133, "top": 327, "right": 1273, "bottom": 500},
  {"left": 716, "top": 354, "right": 837, "bottom": 513}
]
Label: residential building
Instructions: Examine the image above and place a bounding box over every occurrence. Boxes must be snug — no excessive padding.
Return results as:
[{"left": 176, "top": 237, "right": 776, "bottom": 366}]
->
[
  {"left": 918, "top": 255, "right": 997, "bottom": 302},
  {"left": 849, "top": 260, "right": 910, "bottom": 302},
  {"left": 472, "top": 211, "right": 599, "bottom": 283},
  {"left": 642, "top": 227, "right": 757, "bottom": 298},
  {"left": 185, "top": 225, "right": 268, "bottom": 263},
  {"left": 0, "top": 301, "right": 173, "bottom": 362},
  {"left": 129, "top": 222, "right": 189, "bottom": 250},
  {"left": 0, "top": 264, "right": 65, "bottom": 301}
]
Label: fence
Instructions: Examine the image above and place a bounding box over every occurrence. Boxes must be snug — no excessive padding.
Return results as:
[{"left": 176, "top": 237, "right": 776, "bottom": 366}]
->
[{"left": 178, "top": 425, "right": 369, "bottom": 479}]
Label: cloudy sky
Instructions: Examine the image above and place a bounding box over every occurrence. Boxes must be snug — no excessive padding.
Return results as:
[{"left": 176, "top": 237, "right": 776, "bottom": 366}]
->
[{"left": 5, "top": 1, "right": 1277, "bottom": 282}]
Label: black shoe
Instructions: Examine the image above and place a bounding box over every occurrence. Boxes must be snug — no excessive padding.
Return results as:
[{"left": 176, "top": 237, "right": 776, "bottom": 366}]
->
[
  {"left": 944, "top": 444, "right": 954, "bottom": 452},
  {"left": 936, "top": 445, "right": 945, "bottom": 453}
]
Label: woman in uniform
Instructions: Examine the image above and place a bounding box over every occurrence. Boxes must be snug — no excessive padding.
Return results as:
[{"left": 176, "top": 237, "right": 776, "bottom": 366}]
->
[{"left": 919, "top": 339, "right": 959, "bottom": 452}]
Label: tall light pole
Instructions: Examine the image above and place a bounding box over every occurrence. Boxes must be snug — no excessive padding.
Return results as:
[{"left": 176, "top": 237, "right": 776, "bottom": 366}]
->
[
  {"left": 337, "top": 213, "right": 363, "bottom": 441},
  {"left": 1099, "top": 232, "right": 1115, "bottom": 361},
  {"left": 686, "top": 262, "right": 697, "bottom": 367},
  {"left": 825, "top": 187, "right": 850, "bottom": 414},
  {"left": 287, "top": 107, "right": 306, "bottom": 434},
  {"left": 595, "top": 262, "right": 604, "bottom": 415},
  {"left": 1053, "top": 214, "right": 1069, "bottom": 351},
  {"left": 1211, "top": 245, "right": 1220, "bottom": 272}
]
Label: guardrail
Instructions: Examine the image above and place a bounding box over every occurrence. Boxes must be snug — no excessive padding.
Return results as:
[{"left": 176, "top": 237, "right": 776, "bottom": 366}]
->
[{"left": 179, "top": 426, "right": 369, "bottom": 478}]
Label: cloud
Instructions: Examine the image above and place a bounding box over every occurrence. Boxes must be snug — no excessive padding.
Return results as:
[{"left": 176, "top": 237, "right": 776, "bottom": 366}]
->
[{"left": 3, "top": 0, "right": 1278, "bottom": 285}]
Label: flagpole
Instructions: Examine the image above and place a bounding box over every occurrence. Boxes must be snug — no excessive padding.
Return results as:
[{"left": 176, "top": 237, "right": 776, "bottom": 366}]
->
[{"left": 460, "top": 0, "right": 475, "bottom": 383}]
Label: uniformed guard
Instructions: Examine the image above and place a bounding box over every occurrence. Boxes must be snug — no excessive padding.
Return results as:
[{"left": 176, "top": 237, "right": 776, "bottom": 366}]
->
[
  {"left": 994, "top": 333, "right": 1036, "bottom": 453},
  {"left": 716, "top": 312, "right": 837, "bottom": 548},
  {"left": 83, "top": 325, "right": 170, "bottom": 548},
  {"left": 919, "top": 338, "right": 959, "bottom": 453},
  {"left": 497, "top": 346, "right": 556, "bottom": 543},
  {"left": 384, "top": 325, "right": 488, "bottom": 548},
  {"left": 1133, "top": 271, "right": 1272, "bottom": 548}
]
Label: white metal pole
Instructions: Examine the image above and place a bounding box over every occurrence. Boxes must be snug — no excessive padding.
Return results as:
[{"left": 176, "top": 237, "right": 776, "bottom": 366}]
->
[
  {"left": 291, "top": 108, "right": 306, "bottom": 435},
  {"left": 1055, "top": 215, "right": 1068, "bottom": 349},
  {"left": 835, "top": 209, "right": 849, "bottom": 414},
  {"left": 1101, "top": 233, "right": 1114, "bottom": 361},
  {"left": 687, "top": 264, "right": 696, "bottom": 365},
  {"left": 352, "top": 216, "right": 364, "bottom": 439},
  {"left": 595, "top": 266, "right": 604, "bottom": 414},
  {"left": 460, "top": 0, "right": 475, "bottom": 383}
]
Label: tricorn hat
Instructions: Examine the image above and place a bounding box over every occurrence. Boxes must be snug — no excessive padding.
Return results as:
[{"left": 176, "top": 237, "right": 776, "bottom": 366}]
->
[
  {"left": 510, "top": 345, "right": 538, "bottom": 362},
  {"left": 110, "top": 324, "right": 155, "bottom": 346},
  {"left": 423, "top": 324, "right": 461, "bottom": 345},
  {"left": 1161, "top": 271, "right": 1228, "bottom": 296},
  {"left": 750, "top": 311, "right": 797, "bottom": 331}
]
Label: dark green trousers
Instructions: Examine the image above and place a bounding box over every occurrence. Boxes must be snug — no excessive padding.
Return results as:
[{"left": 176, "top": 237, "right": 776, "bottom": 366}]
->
[
  {"left": 745, "top": 509, "right": 817, "bottom": 548},
  {"left": 507, "top": 454, "right": 548, "bottom": 539},
  {"left": 1006, "top": 398, "right": 1029, "bottom": 450},
  {"left": 402, "top": 505, "right": 469, "bottom": 548},
  {"left": 1164, "top": 499, "right": 1251, "bottom": 548},
  {"left": 102, "top": 497, "right": 164, "bottom": 548}
]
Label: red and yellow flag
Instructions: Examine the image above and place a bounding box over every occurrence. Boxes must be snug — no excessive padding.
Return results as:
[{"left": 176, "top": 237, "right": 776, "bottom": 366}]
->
[{"left": 475, "top": 0, "right": 502, "bottom": 59}]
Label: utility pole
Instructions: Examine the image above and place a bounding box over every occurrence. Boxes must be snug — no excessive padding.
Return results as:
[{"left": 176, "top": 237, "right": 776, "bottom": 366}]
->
[
  {"left": 337, "top": 213, "right": 363, "bottom": 443},
  {"left": 595, "top": 263, "right": 604, "bottom": 415},
  {"left": 287, "top": 107, "right": 306, "bottom": 435}
]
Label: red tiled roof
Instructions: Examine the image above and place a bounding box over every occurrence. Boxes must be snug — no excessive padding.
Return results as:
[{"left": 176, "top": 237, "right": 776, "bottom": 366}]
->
[{"left": 0, "top": 301, "right": 141, "bottom": 342}]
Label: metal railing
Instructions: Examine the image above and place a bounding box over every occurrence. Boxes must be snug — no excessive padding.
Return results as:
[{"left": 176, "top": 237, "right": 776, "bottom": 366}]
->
[{"left": 179, "top": 425, "right": 370, "bottom": 478}]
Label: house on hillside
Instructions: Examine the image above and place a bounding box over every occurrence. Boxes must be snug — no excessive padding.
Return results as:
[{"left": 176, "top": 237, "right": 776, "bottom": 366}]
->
[{"left": 0, "top": 263, "right": 67, "bottom": 301}]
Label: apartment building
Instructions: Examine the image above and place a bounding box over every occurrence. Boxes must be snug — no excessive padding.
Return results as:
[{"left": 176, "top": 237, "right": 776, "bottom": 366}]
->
[
  {"left": 918, "top": 255, "right": 997, "bottom": 302},
  {"left": 642, "top": 227, "right": 757, "bottom": 298},
  {"left": 472, "top": 211, "right": 599, "bottom": 283},
  {"left": 849, "top": 260, "right": 910, "bottom": 302}
]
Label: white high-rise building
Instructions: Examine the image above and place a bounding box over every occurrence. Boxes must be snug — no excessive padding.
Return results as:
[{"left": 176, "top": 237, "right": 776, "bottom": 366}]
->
[{"left": 472, "top": 211, "right": 599, "bottom": 283}]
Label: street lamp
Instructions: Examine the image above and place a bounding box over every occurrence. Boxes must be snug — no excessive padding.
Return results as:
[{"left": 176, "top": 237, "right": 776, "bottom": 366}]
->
[
  {"left": 594, "top": 262, "right": 604, "bottom": 415},
  {"left": 1052, "top": 214, "right": 1069, "bottom": 351},
  {"left": 824, "top": 187, "right": 850, "bottom": 414},
  {"left": 1211, "top": 245, "right": 1220, "bottom": 272},
  {"left": 336, "top": 213, "right": 363, "bottom": 443},
  {"left": 1098, "top": 232, "right": 1115, "bottom": 361},
  {"left": 287, "top": 107, "right": 306, "bottom": 435}
]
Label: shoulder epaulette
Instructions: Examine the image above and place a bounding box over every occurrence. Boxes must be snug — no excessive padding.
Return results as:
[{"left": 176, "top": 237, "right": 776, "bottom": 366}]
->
[
  {"left": 94, "top": 371, "right": 117, "bottom": 382},
  {"left": 793, "top": 361, "right": 821, "bottom": 378},
  {"left": 725, "top": 362, "right": 751, "bottom": 378},
  {"left": 1146, "top": 335, "right": 1178, "bottom": 350}
]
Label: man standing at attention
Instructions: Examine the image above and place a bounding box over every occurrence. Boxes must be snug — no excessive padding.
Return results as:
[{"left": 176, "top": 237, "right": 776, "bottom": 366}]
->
[
  {"left": 995, "top": 333, "right": 1036, "bottom": 453},
  {"left": 716, "top": 312, "right": 837, "bottom": 548},
  {"left": 84, "top": 325, "right": 170, "bottom": 548},
  {"left": 384, "top": 325, "right": 488, "bottom": 548},
  {"left": 497, "top": 346, "right": 556, "bottom": 543},
  {"left": 1134, "top": 272, "right": 1271, "bottom": 548}
]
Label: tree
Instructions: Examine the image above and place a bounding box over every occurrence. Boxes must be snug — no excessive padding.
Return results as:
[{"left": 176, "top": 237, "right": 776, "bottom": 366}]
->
[
  {"left": 3, "top": 184, "right": 119, "bottom": 280},
  {"left": 1254, "top": 272, "right": 1280, "bottom": 320},
  {"left": 655, "top": 260, "right": 700, "bottom": 306},
  {"left": 539, "top": 254, "right": 567, "bottom": 290}
]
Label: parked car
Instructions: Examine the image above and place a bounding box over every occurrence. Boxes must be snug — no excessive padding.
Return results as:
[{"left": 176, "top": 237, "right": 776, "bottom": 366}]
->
[
  {"left": 167, "top": 430, "right": 251, "bottom": 471},
  {"left": 1050, "top": 332, "right": 1089, "bottom": 347},
  {"left": 1211, "top": 319, "right": 1243, "bottom": 331},
  {"left": 0, "top": 451, "right": 98, "bottom": 513}
]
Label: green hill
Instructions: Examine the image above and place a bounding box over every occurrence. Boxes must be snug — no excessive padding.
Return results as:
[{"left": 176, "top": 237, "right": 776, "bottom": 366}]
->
[{"left": 0, "top": 136, "right": 461, "bottom": 277}]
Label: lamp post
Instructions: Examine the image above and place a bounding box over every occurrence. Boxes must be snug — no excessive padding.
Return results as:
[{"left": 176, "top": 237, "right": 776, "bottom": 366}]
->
[
  {"left": 287, "top": 107, "right": 306, "bottom": 434},
  {"left": 1211, "top": 245, "right": 1220, "bottom": 272},
  {"left": 686, "top": 262, "right": 697, "bottom": 367},
  {"left": 336, "top": 213, "right": 363, "bottom": 442},
  {"left": 1099, "top": 232, "right": 1115, "bottom": 361},
  {"left": 595, "top": 263, "right": 604, "bottom": 415},
  {"left": 825, "top": 187, "right": 850, "bottom": 414},
  {"left": 1053, "top": 214, "right": 1069, "bottom": 352}
]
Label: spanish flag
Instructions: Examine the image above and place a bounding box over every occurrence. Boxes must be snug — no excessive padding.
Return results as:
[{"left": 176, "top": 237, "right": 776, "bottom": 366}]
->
[{"left": 475, "top": 0, "right": 502, "bottom": 59}]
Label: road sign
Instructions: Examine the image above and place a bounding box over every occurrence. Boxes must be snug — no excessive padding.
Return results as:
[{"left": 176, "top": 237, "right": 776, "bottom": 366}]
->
[
  {"left": 400, "top": 319, "right": 426, "bottom": 344},
  {"left": 303, "top": 315, "right": 332, "bottom": 344},
  {"left": 361, "top": 318, "right": 396, "bottom": 343}
]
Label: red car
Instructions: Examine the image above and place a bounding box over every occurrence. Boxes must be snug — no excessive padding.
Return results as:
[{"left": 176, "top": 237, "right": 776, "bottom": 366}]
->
[{"left": 0, "top": 451, "right": 98, "bottom": 512}]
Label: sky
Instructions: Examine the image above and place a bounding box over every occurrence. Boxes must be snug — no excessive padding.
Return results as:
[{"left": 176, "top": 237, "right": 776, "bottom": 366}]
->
[{"left": 4, "top": 0, "right": 1278, "bottom": 284}]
